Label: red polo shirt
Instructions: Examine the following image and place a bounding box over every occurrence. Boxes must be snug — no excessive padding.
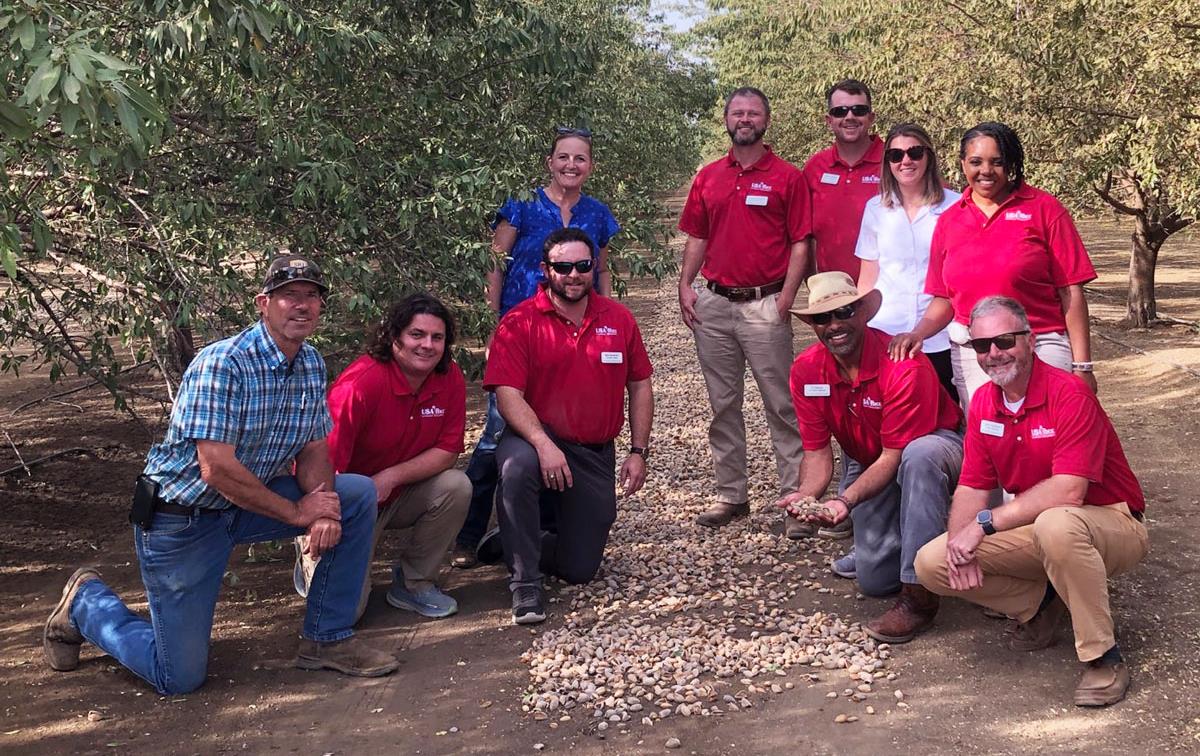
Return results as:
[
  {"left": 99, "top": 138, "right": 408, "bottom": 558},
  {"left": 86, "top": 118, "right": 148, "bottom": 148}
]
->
[
  {"left": 327, "top": 354, "right": 467, "bottom": 507},
  {"left": 961, "top": 358, "right": 1144, "bottom": 513},
  {"left": 484, "top": 287, "right": 653, "bottom": 445},
  {"left": 790, "top": 328, "right": 962, "bottom": 465},
  {"left": 926, "top": 184, "right": 1096, "bottom": 333},
  {"left": 802, "top": 135, "right": 885, "bottom": 280},
  {"left": 678, "top": 146, "right": 810, "bottom": 288}
]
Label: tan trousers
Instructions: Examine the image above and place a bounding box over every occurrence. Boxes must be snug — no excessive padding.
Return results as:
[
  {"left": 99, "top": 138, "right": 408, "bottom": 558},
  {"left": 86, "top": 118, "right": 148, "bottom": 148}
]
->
[
  {"left": 355, "top": 468, "right": 470, "bottom": 619},
  {"left": 915, "top": 503, "right": 1148, "bottom": 661},
  {"left": 692, "top": 285, "right": 803, "bottom": 503}
]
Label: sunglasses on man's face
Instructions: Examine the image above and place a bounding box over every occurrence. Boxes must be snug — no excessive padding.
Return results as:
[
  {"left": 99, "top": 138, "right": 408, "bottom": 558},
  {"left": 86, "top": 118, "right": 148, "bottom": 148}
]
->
[
  {"left": 828, "top": 104, "right": 872, "bottom": 118},
  {"left": 969, "top": 330, "right": 1030, "bottom": 354},
  {"left": 811, "top": 303, "right": 857, "bottom": 325},
  {"left": 547, "top": 259, "right": 595, "bottom": 275},
  {"left": 886, "top": 146, "right": 929, "bottom": 163}
]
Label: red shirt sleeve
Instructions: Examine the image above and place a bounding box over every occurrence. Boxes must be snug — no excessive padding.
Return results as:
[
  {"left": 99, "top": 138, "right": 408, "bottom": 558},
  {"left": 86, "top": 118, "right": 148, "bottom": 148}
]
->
[
  {"left": 626, "top": 319, "right": 653, "bottom": 382},
  {"left": 326, "top": 364, "right": 376, "bottom": 474},
  {"left": 790, "top": 360, "right": 833, "bottom": 452},
  {"left": 925, "top": 219, "right": 950, "bottom": 298},
  {"left": 482, "top": 312, "right": 529, "bottom": 392},
  {"left": 677, "top": 169, "right": 710, "bottom": 239},
  {"left": 1048, "top": 391, "right": 1107, "bottom": 482},
  {"left": 436, "top": 365, "right": 468, "bottom": 454},
  {"left": 879, "top": 362, "right": 939, "bottom": 449},
  {"left": 785, "top": 170, "right": 812, "bottom": 243},
  {"left": 1044, "top": 205, "right": 1096, "bottom": 287}
]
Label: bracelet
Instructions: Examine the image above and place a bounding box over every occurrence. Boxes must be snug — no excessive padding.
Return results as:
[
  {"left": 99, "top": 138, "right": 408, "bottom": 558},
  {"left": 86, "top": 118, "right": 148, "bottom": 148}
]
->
[
  {"left": 1071, "top": 361, "right": 1094, "bottom": 372},
  {"left": 832, "top": 495, "right": 853, "bottom": 510}
]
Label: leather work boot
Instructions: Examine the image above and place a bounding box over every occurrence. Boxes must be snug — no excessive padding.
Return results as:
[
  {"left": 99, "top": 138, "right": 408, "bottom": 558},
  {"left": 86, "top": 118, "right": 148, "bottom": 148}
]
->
[
  {"left": 695, "top": 501, "right": 749, "bottom": 528},
  {"left": 1074, "top": 659, "right": 1131, "bottom": 707},
  {"left": 1010, "top": 595, "right": 1069, "bottom": 651},
  {"left": 784, "top": 515, "right": 814, "bottom": 540},
  {"left": 295, "top": 636, "right": 400, "bottom": 677},
  {"left": 44, "top": 567, "right": 101, "bottom": 671},
  {"left": 864, "top": 583, "right": 940, "bottom": 643}
]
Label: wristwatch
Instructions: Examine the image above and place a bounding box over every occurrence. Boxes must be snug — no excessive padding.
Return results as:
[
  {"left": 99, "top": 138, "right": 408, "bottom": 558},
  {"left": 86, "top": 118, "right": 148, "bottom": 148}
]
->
[
  {"left": 629, "top": 446, "right": 650, "bottom": 459},
  {"left": 976, "top": 509, "right": 996, "bottom": 536}
]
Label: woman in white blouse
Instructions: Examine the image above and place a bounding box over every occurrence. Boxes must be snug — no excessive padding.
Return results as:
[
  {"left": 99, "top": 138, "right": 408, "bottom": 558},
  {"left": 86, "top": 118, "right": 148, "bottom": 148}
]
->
[{"left": 856, "top": 123, "right": 960, "bottom": 404}]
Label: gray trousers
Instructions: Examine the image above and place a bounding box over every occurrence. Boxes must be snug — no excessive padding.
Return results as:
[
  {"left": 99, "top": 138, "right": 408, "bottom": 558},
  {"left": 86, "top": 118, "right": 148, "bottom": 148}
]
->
[
  {"left": 496, "top": 432, "right": 617, "bottom": 591},
  {"left": 840, "top": 429, "right": 963, "bottom": 596}
]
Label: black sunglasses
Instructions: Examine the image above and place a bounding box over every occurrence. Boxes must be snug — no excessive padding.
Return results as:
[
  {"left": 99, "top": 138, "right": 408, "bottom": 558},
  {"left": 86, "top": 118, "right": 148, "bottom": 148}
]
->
[
  {"left": 828, "top": 104, "right": 872, "bottom": 118},
  {"left": 547, "top": 259, "right": 595, "bottom": 275},
  {"left": 811, "top": 303, "right": 857, "bottom": 325},
  {"left": 555, "top": 126, "right": 593, "bottom": 139},
  {"left": 969, "top": 330, "right": 1030, "bottom": 354},
  {"left": 886, "top": 146, "right": 929, "bottom": 163}
]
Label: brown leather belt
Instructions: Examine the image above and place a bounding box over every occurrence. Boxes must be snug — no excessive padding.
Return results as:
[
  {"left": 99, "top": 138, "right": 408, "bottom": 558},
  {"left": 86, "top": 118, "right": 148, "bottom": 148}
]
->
[{"left": 706, "top": 279, "right": 785, "bottom": 302}]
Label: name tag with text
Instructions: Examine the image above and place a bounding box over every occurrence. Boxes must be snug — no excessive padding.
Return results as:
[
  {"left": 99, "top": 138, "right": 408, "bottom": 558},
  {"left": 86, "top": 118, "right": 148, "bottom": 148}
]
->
[
  {"left": 601, "top": 351, "right": 624, "bottom": 364},
  {"left": 820, "top": 172, "right": 840, "bottom": 185},
  {"left": 980, "top": 420, "right": 1006, "bottom": 438},
  {"left": 745, "top": 195, "right": 768, "bottom": 206},
  {"left": 804, "top": 384, "right": 831, "bottom": 397}
]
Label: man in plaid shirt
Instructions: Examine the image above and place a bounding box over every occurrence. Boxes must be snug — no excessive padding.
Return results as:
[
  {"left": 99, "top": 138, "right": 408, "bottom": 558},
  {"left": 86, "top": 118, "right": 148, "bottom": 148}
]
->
[{"left": 42, "top": 256, "right": 398, "bottom": 694}]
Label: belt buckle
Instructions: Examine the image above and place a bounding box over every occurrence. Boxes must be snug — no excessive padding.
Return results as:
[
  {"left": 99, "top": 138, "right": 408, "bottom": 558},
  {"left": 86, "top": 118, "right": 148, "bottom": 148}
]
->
[{"left": 728, "top": 286, "right": 754, "bottom": 302}]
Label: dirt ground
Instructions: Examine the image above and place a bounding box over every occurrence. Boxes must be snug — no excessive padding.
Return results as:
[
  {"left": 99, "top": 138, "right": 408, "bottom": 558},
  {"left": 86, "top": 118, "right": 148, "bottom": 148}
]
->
[{"left": 2, "top": 218, "right": 1199, "bottom": 755}]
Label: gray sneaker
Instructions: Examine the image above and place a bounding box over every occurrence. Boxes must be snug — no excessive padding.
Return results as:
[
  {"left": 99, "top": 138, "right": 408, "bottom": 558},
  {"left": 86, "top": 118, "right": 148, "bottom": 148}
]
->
[
  {"left": 511, "top": 585, "right": 546, "bottom": 625},
  {"left": 831, "top": 549, "right": 856, "bottom": 579},
  {"left": 44, "top": 567, "right": 101, "bottom": 671},
  {"left": 295, "top": 636, "right": 399, "bottom": 677}
]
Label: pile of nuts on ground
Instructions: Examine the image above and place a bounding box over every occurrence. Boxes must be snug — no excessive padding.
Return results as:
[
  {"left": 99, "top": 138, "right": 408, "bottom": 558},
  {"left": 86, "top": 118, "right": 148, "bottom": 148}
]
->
[{"left": 519, "top": 282, "right": 907, "bottom": 731}]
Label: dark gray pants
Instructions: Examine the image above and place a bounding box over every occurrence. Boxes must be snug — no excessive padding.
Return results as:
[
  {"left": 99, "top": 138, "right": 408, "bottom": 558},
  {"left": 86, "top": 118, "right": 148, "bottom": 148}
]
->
[
  {"left": 495, "top": 432, "right": 617, "bottom": 591},
  {"left": 840, "top": 428, "right": 963, "bottom": 596}
]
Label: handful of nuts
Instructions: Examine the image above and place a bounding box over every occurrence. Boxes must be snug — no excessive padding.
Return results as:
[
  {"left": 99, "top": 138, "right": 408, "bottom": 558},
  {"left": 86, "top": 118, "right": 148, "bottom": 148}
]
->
[{"left": 784, "top": 496, "right": 836, "bottom": 521}]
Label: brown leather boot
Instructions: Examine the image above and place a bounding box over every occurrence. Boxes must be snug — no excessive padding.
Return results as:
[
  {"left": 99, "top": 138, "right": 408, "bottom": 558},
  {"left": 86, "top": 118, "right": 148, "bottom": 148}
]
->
[
  {"left": 695, "top": 501, "right": 749, "bottom": 528},
  {"left": 1010, "top": 595, "right": 1068, "bottom": 651},
  {"left": 864, "top": 583, "right": 939, "bottom": 643}
]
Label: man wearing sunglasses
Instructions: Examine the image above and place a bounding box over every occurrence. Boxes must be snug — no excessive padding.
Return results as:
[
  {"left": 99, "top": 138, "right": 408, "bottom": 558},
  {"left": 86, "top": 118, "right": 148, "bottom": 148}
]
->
[
  {"left": 678, "top": 86, "right": 810, "bottom": 533},
  {"left": 43, "top": 255, "right": 399, "bottom": 695},
  {"left": 801, "top": 79, "right": 883, "bottom": 285},
  {"left": 780, "top": 272, "right": 963, "bottom": 643},
  {"left": 915, "top": 296, "right": 1147, "bottom": 707},
  {"left": 480, "top": 228, "right": 654, "bottom": 624}
]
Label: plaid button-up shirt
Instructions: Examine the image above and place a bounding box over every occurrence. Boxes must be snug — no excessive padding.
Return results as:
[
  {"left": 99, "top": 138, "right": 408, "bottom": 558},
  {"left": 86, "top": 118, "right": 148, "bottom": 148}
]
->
[{"left": 144, "top": 320, "right": 333, "bottom": 510}]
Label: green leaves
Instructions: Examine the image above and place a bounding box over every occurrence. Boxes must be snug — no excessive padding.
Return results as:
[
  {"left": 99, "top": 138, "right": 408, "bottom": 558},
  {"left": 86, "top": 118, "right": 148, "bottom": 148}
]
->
[{"left": 0, "top": 100, "right": 32, "bottom": 139}]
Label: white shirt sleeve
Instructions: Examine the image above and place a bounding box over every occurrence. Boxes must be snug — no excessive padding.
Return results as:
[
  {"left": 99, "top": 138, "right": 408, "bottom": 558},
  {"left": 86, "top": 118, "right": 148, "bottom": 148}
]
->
[{"left": 854, "top": 198, "right": 882, "bottom": 261}]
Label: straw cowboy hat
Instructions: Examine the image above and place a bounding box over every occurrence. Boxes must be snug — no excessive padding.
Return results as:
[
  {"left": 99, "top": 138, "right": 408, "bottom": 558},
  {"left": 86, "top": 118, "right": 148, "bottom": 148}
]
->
[{"left": 789, "top": 271, "right": 882, "bottom": 324}]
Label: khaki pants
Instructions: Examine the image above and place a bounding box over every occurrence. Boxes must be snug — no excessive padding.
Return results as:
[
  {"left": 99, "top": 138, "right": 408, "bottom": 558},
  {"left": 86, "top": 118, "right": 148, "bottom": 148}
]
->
[
  {"left": 692, "top": 285, "right": 803, "bottom": 504},
  {"left": 355, "top": 468, "right": 470, "bottom": 619},
  {"left": 915, "top": 503, "right": 1148, "bottom": 661}
]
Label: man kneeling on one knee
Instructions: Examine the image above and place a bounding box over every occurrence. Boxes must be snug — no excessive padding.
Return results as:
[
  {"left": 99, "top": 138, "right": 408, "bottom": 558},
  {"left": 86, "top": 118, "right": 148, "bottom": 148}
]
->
[
  {"left": 777, "top": 272, "right": 963, "bottom": 642},
  {"left": 915, "top": 295, "right": 1148, "bottom": 708},
  {"left": 475, "top": 227, "right": 654, "bottom": 625}
]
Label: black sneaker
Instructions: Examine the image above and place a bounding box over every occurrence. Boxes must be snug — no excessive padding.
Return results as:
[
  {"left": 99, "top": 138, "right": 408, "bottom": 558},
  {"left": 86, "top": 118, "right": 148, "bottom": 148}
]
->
[
  {"left": 476, "top": 527, "right": 504, "bottom": 566},
  {"left": 512, "top": 585, "right": 546, "bottom": 625}
]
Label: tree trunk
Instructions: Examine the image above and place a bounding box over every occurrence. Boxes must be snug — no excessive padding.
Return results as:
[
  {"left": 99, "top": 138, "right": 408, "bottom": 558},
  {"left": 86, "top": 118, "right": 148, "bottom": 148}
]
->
[{"left": 1126, "top": 215, "right": 1162, "bottom": 327}]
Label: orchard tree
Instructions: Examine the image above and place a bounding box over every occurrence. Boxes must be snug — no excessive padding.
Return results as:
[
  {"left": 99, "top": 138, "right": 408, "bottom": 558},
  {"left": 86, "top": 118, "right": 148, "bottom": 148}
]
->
[
  {"left": 701, "top": 0, "right": 1200, "bottom": 325},
  {"left": 0, "top": 0, "right": 714, "bottom": 409}
]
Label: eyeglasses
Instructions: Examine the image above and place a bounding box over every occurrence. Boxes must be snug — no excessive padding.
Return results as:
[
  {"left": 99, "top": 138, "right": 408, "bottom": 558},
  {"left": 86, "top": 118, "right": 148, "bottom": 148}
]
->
[
  {"left": 555, "top": 126, "right": 593, "bottom": 139},
  {"left": 969, "top": 330, "right": 1030, "bottom": 354},
  {"left": 886, "top": 146, "right": 929, "bottom": 163},
  {"left": 828, "top": 104, "right": 872, "bottom": 118},
  {"left": 810, "top": 303, "right": 857, "bottom": 325},
  {"left": 547, "top": 259, "right": 595, "bottom": 275}
]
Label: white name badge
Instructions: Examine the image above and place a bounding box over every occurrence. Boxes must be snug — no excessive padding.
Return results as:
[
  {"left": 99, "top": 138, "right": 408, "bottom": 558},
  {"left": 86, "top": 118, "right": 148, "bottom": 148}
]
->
[
  {"left": 804, "top": 384, "right": 831, "bottom": 397},
  {"left": 820, "top": 172, "right": 840, "bottom": 185},
  {"left": 745, "top": 194, "right": 768, "bottom": 206},
  {"left": 980, "top": 420, "right": 1006, "bottom": 437},
  {"left": 601, "top": 351, "right": 624, "bottom": 364}
]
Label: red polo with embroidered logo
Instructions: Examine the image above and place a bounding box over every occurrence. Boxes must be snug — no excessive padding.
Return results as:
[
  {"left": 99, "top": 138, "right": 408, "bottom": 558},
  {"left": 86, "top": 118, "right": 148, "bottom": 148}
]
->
[
  {"left": 960, "top": 357, "right": 1145, "bottom": 512},
  {"left": 926, "top": 183, "right": 1096, "bottom": 333},
  {"left": 802, "top": 135, "right": 885, "bottom": 280},
  {"left": 789, "top": 328, "right": 962, "bottom": 465},
  {"left": 327, "top": 354, "right": 467, "bottom": 507},
  {"left": 484, "top": 286, "right": 653, "bottom": 445},
  {"left": 678, "top": 146, "right": 810, "bottom": 288}
]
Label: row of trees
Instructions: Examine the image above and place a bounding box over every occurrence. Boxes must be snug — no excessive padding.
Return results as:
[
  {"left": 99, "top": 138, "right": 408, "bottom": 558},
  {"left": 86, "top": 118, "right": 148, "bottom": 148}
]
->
[
  {"left": 699, "top": 0, "right": 1199, "bottom": 325},
  {"left": 0, "top": 0, "right": 714, "bottom": 405}
]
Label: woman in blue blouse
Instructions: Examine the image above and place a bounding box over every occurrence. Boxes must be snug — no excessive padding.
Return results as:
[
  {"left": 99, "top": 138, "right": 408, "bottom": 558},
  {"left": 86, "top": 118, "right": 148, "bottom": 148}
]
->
[{"left": 454, "top": 128, "right": 620, "bottom": 566}]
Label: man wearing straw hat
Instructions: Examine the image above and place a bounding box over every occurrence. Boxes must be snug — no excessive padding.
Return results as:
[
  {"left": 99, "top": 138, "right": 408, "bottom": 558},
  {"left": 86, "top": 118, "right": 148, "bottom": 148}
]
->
[{"left": 778, "top": 272, "right": 963, "bottom": 642}]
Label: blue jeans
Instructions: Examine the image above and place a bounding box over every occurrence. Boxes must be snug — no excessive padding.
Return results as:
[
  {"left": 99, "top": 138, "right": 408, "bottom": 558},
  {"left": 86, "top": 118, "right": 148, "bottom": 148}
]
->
[
  {"left": 458, "top": 392, "right": 505, "bottom": 548},
  {"left": 840, "top": 429, "right": 963, "bottom": 596},
  {"left": 69, "top": 474, "right": 376, "bottom": 695}
]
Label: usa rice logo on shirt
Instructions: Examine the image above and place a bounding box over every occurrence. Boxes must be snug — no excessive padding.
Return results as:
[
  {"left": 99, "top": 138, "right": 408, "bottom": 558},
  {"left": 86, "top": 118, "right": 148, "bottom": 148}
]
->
[
  {"left": 595, "top": 326, "right": 618, "bottom": 337},
  {"left": 1004, "top": 210, "right": 1032, "bottom": 221},
  {"left": 421, "top": 406, "right": 446, "bottom": 418},
  {"left": 1031, "top": 425, "right": 1056, "bottom": 439},
  {"left": 750, "top": 181, "right": 773, "bottom": 192}
]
